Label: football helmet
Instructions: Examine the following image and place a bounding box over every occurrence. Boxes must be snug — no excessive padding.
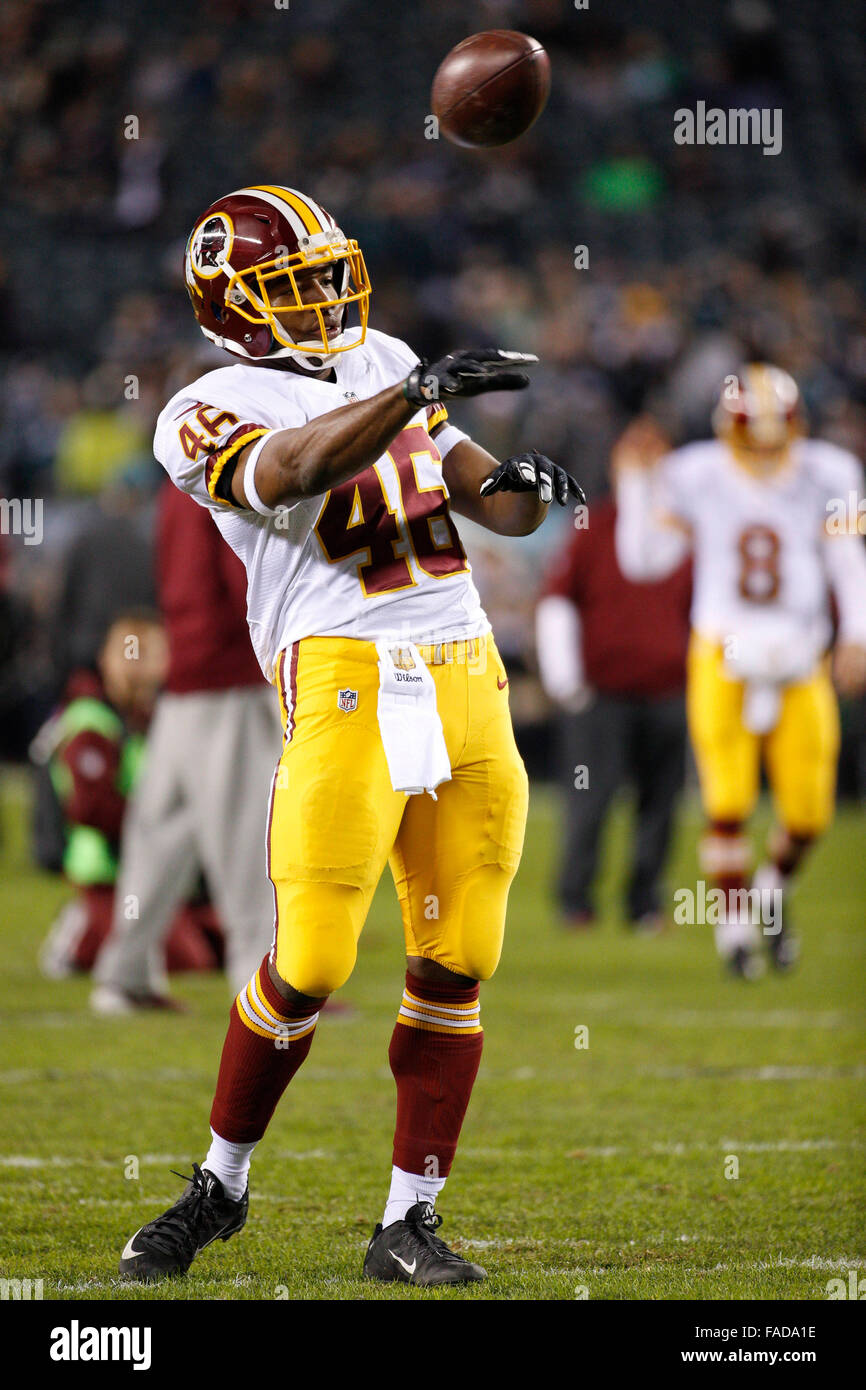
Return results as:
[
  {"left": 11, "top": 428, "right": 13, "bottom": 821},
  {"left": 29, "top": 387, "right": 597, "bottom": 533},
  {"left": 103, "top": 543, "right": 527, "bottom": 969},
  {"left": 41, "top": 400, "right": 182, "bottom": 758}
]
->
[
  {"left": 712, "top": 363, "right": 804, "bottom": 471},
  {"left": 183, "top": 185, "right": 371, "bottom": 367}
]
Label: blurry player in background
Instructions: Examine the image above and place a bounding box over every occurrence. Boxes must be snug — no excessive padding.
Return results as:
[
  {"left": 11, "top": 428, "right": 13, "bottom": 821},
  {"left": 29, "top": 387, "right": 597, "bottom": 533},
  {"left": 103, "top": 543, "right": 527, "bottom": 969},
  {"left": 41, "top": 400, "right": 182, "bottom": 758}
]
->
[
  {"left": 117, "top": 185, "right": 584, "bottom": 1286},
  {"left": 37, "top": 611, "right": 224, "bottom": 980},
  {"left": 614, "top": 367, "right": 866, "bottom": 977}
]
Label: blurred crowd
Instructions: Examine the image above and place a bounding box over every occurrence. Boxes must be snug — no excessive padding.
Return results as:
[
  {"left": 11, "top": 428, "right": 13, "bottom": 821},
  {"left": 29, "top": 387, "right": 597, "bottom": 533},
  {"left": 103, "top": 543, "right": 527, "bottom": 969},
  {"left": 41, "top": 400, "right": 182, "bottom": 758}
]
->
[{"left": 2, "top": 0, "right": 866, "bottom": 775}]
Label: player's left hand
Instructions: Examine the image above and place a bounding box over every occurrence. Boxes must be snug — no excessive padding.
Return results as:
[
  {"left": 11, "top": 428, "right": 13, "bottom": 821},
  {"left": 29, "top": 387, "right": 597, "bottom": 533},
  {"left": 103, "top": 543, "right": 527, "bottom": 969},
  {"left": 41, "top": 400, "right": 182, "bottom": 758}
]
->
[{"left": 479, "top": 450, "right": 586, "bottom": 507}]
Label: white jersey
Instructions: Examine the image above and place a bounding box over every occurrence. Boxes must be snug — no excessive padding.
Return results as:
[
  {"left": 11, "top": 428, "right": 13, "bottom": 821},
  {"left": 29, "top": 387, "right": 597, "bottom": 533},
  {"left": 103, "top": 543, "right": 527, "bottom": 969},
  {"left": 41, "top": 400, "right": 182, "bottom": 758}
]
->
[
  {"left": 154, "top": 328, "right": 489, "bottom": 681},
  {"left": 660, "top": 439, "right": 861, "bottom": 646},
  {"left": 615, "top": 436, "right": 866, "bottom": 675}
]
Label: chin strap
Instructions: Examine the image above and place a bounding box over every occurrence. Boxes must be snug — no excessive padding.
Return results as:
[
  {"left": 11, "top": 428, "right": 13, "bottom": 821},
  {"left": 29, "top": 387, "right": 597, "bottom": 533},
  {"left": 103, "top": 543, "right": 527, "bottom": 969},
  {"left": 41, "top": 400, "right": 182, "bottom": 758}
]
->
[{"left": 201, "top": 325, "right": 352, "bottom": 368}]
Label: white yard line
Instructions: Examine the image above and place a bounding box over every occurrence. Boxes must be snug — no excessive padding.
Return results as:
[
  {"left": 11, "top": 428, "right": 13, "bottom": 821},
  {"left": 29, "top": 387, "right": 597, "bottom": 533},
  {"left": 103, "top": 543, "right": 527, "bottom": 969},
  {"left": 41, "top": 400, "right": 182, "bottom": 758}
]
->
[
  {"left": 0, "top": 1149, "right": 334, "bottom": 1168},
  {"left": 1, "top": 1137, "right": 861, "bottom": 1169},
  {"left": 644, "top": 1064, "right": 866, "bottom": 1081}
]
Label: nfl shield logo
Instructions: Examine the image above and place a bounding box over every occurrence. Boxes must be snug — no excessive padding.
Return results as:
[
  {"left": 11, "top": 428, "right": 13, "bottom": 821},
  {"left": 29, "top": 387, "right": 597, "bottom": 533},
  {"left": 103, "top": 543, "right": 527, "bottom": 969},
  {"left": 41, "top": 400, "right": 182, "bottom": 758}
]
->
[{"left": 338, "top": 687, "right": 358, "bottom": 713}]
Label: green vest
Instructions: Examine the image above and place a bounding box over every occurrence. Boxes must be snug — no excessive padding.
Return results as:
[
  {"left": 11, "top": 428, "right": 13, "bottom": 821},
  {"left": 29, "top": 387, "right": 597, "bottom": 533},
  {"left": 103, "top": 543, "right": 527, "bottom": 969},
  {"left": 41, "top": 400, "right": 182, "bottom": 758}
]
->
[{"left": 48, "top": 696, "right": 146, "bottom": 886}]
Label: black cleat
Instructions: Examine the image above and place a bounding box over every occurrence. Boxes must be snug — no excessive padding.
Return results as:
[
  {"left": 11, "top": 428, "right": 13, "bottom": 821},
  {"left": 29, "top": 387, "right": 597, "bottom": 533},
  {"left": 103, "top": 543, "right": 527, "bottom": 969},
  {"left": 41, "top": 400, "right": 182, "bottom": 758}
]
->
[
  {"left": 119, "top": 1164, "right": 248, "bottom": 1282},
  {"left": 766, "top": 920, "right": 799, "bottom": 972},
  {"left": 363, "top": 1201, "right": 486, "bottom": 1287},
  {"left": 727, "top": 945, "right": 764, "bottom": 980}
]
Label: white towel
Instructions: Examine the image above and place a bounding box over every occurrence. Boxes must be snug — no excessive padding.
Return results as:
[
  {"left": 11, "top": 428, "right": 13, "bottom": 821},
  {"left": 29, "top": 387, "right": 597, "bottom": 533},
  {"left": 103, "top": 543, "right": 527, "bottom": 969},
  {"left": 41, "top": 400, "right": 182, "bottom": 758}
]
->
[
  {"left": 375, "top": 641, "right": 451, "bottom": 799},
  {"left": 722, "top": 615, "right": 827, "bottom": 735}
]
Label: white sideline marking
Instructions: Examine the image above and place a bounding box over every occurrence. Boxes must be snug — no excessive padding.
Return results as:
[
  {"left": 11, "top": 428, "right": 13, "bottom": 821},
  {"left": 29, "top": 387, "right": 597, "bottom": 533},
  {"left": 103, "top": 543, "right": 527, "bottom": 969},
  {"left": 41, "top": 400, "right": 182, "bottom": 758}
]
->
[
  {"left": 659, "top": 1010, "right": 862, "bottom": 1030},
  {"left": 2, "top": 1138, "right": 862, "bottom": 1170},
  {"left": 0, "top": 1149, "right": 334, "bottom": 1169},
  {"left": 460, "top": 1238, "right": 526, "bottom": 1250},
  {"left": 4, "top": 1060, "right": 861, "bottom": 1090},
  {"left": 78, "top": 1192, "right": 323, "bottom": 1208},
  {"left": 576, "top": 1006, "right": 864, "bottom": 1030},
  {"left": 0, "top": 1065, "right": 368, "bottom": 1083},
  {"left": 0, "top": 1068, "right": 215, "bottom": 1085},
  {"left": 49, "top": 1253, "right": 864, "bottom": 1291},
  {"left": 0, "top": 1013, "right": 80, "bottom": 1029},
  {"left": 718, "top": 1138, "right": 846, "bottom": 1152},
  {"left": 686, "top": 1256, "right": 866, "bottom": 1274},
  {"left": 54, "top": 1280, "right": 132, "bottom": 1293},
  {"left": 646, "top": 1064, "right": 866, "bottom": 1081}
]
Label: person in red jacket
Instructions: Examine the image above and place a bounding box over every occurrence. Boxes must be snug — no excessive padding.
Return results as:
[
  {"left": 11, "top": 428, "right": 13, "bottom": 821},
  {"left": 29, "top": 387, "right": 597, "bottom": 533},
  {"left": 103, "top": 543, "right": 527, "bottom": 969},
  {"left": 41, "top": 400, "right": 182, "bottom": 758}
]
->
[
  {"left": 91, "top": 484, "right": 283, "bottom": 1013},
  {"left": 536, "top": 443, "right": 692, "bottom": 932}
]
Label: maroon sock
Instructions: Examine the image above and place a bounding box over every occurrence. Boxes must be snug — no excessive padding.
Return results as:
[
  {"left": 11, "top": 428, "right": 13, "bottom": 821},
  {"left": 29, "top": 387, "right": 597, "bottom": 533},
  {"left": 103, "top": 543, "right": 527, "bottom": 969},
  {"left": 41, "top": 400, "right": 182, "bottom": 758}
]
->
[
  {"left": 389, "top": 970, "right": 484, "bottom": 1178},
  {"left": 210, "top": 955, "right": 319, "bottom": 1143},
  {"left": 770, "top": 829, "right": 814, "bottom": 879}
]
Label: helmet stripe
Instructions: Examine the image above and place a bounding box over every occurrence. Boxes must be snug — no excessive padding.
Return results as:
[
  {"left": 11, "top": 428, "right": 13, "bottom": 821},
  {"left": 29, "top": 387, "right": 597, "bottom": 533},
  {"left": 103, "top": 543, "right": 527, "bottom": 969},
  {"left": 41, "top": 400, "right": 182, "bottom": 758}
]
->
[
  {"left": 277, "top": 186, "right": 335, "bottom": 232},
  {"left": 251, "top": 184, "right": 325, "bottom": 236},
  {"left": 223, "top": 186, "right": 309, "bottom": 240},
  {"left": 232, "top": 186, "right": 309, "bottom": 240}
]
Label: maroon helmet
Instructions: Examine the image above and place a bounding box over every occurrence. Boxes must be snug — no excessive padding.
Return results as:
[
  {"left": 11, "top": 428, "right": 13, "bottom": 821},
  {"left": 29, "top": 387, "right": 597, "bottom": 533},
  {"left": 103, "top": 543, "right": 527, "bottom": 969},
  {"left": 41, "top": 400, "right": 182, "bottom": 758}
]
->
[
  {"left": 183, "top": 184, "right": 371, "bottom": 366},
  {"left": 712, "top": 363, "right": 804, "bottom": 472}
]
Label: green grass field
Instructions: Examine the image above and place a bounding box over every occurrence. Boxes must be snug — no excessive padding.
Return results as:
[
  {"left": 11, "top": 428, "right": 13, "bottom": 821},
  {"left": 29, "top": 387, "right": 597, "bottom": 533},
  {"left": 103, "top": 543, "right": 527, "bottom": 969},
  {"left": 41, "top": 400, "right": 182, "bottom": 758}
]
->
[{"left": 1, "top": 768, "right": 864, "bottom": 1301}]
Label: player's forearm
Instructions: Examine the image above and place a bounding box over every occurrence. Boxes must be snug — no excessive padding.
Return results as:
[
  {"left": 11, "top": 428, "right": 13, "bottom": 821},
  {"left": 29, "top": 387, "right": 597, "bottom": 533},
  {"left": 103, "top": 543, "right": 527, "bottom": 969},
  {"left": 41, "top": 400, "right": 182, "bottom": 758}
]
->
[
  {"left": 456, "top": 489, "right": 547, "bottom": 535},
  {"left": 246, "top": 384, "right": 417, "bottom": 507},
  {"left": 614, "top": 468, "right": 690, "bottom": 579},
  {"left": 444, "top": 440, "right": 547, "bottom": 535},
  {"left": 486, "top": 491, "right": 548, "bottom": 536},
  {"left": 824, "top": 532, "right": 866, "bottom": 646},
  {"left": 536, "top": 595, "right": 587, "bottom": 701}
]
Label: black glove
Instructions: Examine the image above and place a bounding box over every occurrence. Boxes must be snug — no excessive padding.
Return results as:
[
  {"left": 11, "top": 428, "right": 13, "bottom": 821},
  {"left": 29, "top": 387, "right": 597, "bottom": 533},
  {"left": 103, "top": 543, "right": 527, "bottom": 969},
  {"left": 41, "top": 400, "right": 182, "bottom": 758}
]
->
[
  {"left": 479, "top": 449, "right": 587, "bottom": 508},
  {"left": 404, "top": 347, "right": 538, "bottom": 404}
]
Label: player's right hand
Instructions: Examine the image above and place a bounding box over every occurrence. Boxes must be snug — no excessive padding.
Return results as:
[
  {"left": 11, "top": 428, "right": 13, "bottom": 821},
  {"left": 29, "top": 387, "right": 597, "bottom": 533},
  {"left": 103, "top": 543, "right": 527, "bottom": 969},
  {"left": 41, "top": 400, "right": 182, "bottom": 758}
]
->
[
  {"left": 404, "top": 348, "right": 538, "bottom": 405},
  {"left": 610, "top": 416, "right": 670, "bottom": 473}
]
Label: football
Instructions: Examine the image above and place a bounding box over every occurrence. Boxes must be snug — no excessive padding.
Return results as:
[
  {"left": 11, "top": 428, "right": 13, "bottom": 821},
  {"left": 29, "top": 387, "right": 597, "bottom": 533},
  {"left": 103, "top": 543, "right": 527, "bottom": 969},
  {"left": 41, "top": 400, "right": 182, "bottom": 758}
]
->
[{"left": 431, "top": 30, "right": 550, "bottom": 148}]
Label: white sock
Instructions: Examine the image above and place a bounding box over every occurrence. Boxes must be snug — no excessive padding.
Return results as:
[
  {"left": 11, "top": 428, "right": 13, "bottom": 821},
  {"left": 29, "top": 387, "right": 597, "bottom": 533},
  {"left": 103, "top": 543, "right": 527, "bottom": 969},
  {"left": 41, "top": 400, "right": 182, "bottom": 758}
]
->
[
  {"left": 751, "top": 863, "right": 786, "bottom": 936},
  {"left": 382, "top": 1165, "right": 447, "bottom": 1228},
  {"left": 752, "top": 862, "right": 784, "bottom": 895},
  {"left": 714, "top": 914, "right": 761, "bottom": 959},
  {"left": 203, "top": 1128, "right": 257, "bottom": 1201}
]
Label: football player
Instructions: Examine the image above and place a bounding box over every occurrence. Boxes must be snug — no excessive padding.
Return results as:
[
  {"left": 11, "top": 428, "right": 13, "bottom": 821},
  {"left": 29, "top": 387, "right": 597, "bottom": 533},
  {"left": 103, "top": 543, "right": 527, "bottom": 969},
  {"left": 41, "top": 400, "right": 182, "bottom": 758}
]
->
[
  {"left": 117, "top": 185, "right": 584, "bottom": 1286},
  {"left": 613, "top": 367, "right": 866, "bottom": 976}
]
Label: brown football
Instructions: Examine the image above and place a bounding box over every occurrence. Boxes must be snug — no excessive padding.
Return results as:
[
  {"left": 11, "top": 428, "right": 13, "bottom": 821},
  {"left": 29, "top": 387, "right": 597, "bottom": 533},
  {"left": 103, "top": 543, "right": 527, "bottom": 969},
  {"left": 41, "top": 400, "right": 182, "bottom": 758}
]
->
[{"left": 431, "top": 30, "right": 550, "bottom": 149}]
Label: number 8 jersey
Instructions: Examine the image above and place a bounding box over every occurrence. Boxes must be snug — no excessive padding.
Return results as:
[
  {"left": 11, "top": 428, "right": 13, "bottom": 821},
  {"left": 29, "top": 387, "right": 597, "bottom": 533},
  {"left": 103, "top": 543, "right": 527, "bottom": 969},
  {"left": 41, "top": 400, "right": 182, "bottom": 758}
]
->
[
  {"left": 154, "top": 327, "right": 489, "bottom": 682},
  {"left": 634, "top": 437, "right": 866, "bottom": 661}
]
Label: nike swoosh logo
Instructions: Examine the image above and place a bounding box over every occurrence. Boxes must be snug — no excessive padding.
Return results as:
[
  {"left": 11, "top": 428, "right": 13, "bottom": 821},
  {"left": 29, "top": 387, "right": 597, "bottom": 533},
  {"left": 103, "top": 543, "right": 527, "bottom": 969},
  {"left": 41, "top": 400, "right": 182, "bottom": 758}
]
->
[
  {"left": 388, "top": 1251, "right": 417, "bottom": 1276},
  {"left": 121, "top": 1230, "right": 145, "bottom": 1261},
  {"left": 497, "top": 676, "right": 508, "bottom": 690}
]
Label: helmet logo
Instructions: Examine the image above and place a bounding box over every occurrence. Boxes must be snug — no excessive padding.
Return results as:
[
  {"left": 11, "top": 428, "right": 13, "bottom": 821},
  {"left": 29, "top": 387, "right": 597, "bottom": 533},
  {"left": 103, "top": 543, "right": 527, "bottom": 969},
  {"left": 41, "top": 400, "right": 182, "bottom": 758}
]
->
[
  {"left": 188, "top": 213, "right": 235, "bottom": 280},
  {"left": 184, "top": 188, "right": 371, "bottom": 362}
]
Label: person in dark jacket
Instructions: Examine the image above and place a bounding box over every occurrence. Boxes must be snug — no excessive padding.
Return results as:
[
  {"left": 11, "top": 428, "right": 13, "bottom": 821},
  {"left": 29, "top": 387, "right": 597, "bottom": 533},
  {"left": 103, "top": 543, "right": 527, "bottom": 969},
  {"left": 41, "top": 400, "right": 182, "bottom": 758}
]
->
[
  {"left": 536, "top": 470, "right": 692, "bottom": 931},
  {"left": 90, "top": 483, "right": 282, "bottom": 1012}
]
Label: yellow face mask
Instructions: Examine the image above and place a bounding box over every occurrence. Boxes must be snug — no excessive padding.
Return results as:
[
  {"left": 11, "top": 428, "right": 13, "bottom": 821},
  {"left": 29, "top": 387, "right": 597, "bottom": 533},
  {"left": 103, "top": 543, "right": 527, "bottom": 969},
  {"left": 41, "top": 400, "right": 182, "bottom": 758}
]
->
[{"left": 225, "top": 231, "right": 371, "bottom": 357}]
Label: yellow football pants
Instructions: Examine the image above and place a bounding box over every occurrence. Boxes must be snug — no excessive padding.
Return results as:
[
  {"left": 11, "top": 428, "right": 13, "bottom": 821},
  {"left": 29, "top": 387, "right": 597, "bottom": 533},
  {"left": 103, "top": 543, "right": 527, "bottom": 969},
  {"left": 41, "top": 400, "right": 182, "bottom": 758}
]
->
[
  {"left": 686, "top": 633, "right": 839, "bottom": 836},
  {"left": 267, "top": 633, "right": 529, "bottom": 996}
]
